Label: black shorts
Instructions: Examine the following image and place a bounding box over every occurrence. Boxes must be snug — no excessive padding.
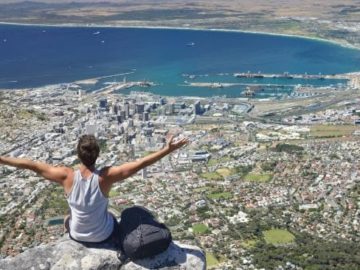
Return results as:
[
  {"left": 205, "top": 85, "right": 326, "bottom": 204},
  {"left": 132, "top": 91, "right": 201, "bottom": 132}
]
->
[{"left": 69, "top": 216, "right": 120, "bottom": 249}]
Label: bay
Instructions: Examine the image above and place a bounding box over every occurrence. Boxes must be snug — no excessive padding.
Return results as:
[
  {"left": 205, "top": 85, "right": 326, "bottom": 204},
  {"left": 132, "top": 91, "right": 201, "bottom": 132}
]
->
[{"left": 0, "top": 24, "right": 359, "bottom": 97}]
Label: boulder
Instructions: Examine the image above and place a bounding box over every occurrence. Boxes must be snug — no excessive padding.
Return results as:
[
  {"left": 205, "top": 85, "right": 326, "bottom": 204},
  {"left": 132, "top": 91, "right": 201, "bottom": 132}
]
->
[{"left": 0, "top": 236, "right": 206, "bottom": 270}]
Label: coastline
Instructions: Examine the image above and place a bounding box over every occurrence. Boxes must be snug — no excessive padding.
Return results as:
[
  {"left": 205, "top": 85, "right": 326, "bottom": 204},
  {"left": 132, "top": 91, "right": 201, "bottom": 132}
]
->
[
  {"left": 0, "top": 21, "right": 358, "bottom": 95},
  {"left": 0, "top": 21, "right": 359, "bottom": 51}
]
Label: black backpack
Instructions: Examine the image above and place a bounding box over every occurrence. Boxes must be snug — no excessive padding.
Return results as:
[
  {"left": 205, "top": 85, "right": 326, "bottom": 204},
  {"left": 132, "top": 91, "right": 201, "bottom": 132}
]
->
[{"left": 118, "top": 206, "right": 172, "bottom": 260}]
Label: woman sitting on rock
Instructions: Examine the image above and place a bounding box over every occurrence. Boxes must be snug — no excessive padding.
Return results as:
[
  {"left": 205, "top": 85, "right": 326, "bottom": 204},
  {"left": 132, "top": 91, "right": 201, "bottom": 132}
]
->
[{"left": 0, "top": 134, "right": 188, "bottom": 247}]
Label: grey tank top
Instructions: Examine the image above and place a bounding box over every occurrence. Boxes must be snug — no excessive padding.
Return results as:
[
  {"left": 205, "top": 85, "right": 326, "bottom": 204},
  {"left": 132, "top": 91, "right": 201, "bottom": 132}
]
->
[{"left": 66, "top": 169, "right": 113, "bottom": 242}]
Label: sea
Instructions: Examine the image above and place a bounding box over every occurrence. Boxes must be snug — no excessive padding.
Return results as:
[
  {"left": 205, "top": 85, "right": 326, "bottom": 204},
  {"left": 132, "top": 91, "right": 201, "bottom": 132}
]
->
[{"left": 0, "top": 24, "right": 359, "bottom": 98}]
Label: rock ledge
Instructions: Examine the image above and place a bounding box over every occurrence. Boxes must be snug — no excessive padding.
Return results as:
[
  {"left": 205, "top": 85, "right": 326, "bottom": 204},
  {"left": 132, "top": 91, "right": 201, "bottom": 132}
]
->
[{"left": 0, "top": 236, "right": 206, "bottom": 270}]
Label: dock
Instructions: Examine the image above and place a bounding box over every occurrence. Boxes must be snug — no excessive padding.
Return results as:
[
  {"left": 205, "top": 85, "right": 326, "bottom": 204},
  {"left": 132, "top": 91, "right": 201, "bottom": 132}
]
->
[
  {"left": 94, "top": 81, "right": 156, "bottom": 94},
  {"left": 182, "top": 82, "right": 296, "bottom": 88},
  {"left": 233, "top": 72, "right": 350, "bottom": 80}
]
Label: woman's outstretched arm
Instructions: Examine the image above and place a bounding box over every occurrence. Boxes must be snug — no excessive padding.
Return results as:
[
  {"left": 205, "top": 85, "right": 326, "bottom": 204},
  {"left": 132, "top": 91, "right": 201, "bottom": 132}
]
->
[
  {"left": 0, "top": 156, "right": 70, "bottom": 184},
  {"left": 103, "top": 135, "right": 188, "bottom": 183}
]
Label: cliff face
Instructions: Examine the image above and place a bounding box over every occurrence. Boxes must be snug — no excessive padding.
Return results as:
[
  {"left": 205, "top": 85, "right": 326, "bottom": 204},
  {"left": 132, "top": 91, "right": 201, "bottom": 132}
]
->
[{"left": 0, "top": 236, "right": 206, "bottom": 270}]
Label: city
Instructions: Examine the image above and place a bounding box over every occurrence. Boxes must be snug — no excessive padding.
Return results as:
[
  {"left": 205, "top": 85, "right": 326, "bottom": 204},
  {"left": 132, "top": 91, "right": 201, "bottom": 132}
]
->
[{"left": 0, "top": 74, "right": 359, "bottom": 268}]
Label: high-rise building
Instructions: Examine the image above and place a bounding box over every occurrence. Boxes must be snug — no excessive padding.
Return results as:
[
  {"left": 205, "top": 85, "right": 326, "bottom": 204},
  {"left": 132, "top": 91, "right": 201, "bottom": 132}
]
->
[
  {"left": 194, "top": 101, "right": 202, "bottom": 115},
  {"left": 113, "top": 104, "right": 119, "bottom": 115},
  {"left": 116, "top": 115, "right": 122, "bottom": 124},
  {"left": 78, "top": 89, "right": 83, "bottom": 101},
  {"left": 99, "top": 99, "right": 108, "bottom": 109},
  {"left": 143, "top": 112, "right": 149, "bottom": 122},
  {"left": 128, "top": 119, "right": 134, "bottom": 128},
  {"left": 124, "top": 102, "right": 130, "bottom": 118},
  {"left": 136, "top": 103, "right": 145, "bottom": 114},
  {"left": 120, "top": 110, "right": 126, "bottom": 120},
  {"left": 159, "top": 97, "right": 166, "bottom": 105}
]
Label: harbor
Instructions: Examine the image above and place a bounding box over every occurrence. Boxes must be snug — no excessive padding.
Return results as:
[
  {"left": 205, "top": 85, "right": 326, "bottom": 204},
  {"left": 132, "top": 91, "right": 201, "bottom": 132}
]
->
[{"left": 178, "top": 71, "right": 360, "bottom": 98}]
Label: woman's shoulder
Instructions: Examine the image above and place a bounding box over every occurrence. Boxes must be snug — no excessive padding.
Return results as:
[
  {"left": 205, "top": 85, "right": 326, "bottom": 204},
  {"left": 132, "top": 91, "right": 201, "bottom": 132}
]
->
[
  {"left": 63, "top": 167, "right": 76, "bottom": 195},
  {"left": 97, "top": 166, "right": 114, "bottom": 197}
]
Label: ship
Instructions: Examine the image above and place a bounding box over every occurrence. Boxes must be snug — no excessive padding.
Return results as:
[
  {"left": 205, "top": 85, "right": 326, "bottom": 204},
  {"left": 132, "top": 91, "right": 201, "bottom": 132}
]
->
[
  {"left": 243, "top": 87, "right": 255, "bottom": 97},
  {"left": 139, "top": 80, "right": 155, "bottom": 87},
  {"left": 282, "top": 72, "right": 293, "bottom": 79},
  {"left": 234, "top": 72, "right": 264, "bottom": 79},
  {"left": 254, "top": 73, "right": 264, "bottom": 79}
]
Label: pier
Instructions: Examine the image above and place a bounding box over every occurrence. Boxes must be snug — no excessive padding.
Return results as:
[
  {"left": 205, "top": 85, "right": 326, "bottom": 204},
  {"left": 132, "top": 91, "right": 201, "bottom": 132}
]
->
[
  {"left": 233, "top": 71, "right": 351, "bottom": 80},
  {"left": 182, "top": 82, "right": 297, "bottom": 88},
  {"left": 94, "top": 80, "right": 156, "bottom": 94}
]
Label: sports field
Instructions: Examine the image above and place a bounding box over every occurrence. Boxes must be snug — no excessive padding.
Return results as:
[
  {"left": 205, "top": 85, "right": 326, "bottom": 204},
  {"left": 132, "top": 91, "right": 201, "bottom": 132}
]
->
[
  {"left": 207, "top": 192, "right": 232, "bottom": 200},
  {"left": 192, "top": 223, "right": 209, "bottom": 234},
  {"left": 244, "top": 173, "right": 272, "bottom": 183},
  {"left": 263, "top": 229, "right": 295, "bottom": 245},
  {"left": 310, "top": 125, "right": 357, "bottom": 138}
]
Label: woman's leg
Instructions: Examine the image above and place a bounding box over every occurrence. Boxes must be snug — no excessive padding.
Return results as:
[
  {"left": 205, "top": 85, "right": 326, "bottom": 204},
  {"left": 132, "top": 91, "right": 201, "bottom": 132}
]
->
[
  {"left": 108, "top": 212, "right": 121, "bottom": 248},
  {"left": 64, "top": 215, "right": 70, "bottom": 233}
]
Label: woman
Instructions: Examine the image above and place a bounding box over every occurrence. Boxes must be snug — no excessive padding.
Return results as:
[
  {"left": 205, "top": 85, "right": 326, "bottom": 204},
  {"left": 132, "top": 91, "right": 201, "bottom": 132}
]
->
[{"left": 0, "top": 134, "right": 188, "bottom": 246}]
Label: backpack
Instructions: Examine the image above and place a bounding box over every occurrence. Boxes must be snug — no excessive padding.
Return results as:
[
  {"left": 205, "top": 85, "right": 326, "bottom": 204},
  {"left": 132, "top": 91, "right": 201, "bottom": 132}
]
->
[{"left": 118, "top": 206, "right": 172, "bottom": 260}]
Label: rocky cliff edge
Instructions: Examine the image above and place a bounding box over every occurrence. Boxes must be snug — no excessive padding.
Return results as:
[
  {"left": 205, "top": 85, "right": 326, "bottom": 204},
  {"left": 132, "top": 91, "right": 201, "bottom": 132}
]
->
[{"left": 0, "top": 236, "right": 206, "bottom": 270}]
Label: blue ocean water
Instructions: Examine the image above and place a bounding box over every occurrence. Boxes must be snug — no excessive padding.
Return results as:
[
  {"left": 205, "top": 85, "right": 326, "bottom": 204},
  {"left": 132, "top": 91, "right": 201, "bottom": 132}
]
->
[{"left": 0, "top": 24, "right": 359, "bottom": 97}]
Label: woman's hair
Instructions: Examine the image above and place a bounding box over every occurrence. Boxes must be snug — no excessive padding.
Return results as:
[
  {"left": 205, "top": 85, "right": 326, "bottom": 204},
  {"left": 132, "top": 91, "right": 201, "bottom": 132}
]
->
[{"left": 77, "top": 135, "right": 100, "bottom": 167}]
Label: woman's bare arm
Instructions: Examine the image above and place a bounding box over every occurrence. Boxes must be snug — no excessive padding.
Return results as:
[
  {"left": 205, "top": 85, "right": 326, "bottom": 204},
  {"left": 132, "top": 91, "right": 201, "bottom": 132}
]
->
[
  {"left": 102, "top": 135, "right": 188, "bottom": 184},
  {"left": 0, "top": 156, "right": 70, "bottom": 184}
]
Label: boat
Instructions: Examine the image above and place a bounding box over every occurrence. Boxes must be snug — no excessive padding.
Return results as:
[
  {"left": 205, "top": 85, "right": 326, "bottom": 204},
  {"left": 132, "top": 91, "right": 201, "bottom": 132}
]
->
[
  {"left": 93, "top": 31, "right": 101, "bottom": 35},
  {"left": 139, "top": 80, "right": 154, "bottom": 87},
  {"left": 243, "top": 87, "right": 255, "bottom": 97},
  {"left": 234, "top": 73, "right": 248, "bottom": 78},
  {"left": 186, "top": 42, "right": 195, "bottom": 46},
  {"left": 281, "top": 72, "right": 293, "bottom": 79},
  {"left": 253, "top": 71, "right": 264, "bottom": 78}
]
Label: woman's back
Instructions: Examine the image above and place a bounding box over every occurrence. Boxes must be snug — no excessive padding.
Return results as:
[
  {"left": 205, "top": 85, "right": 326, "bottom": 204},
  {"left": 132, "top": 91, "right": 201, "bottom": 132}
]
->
[{"left": 67, "top": 169, "right": 113, "bottom": 242}]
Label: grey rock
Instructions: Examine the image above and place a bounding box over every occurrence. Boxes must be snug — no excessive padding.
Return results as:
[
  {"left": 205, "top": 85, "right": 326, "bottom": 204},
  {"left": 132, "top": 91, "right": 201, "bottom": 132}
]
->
[{"left": 0, "top": 235, "right": 205, "bottom": 270}]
